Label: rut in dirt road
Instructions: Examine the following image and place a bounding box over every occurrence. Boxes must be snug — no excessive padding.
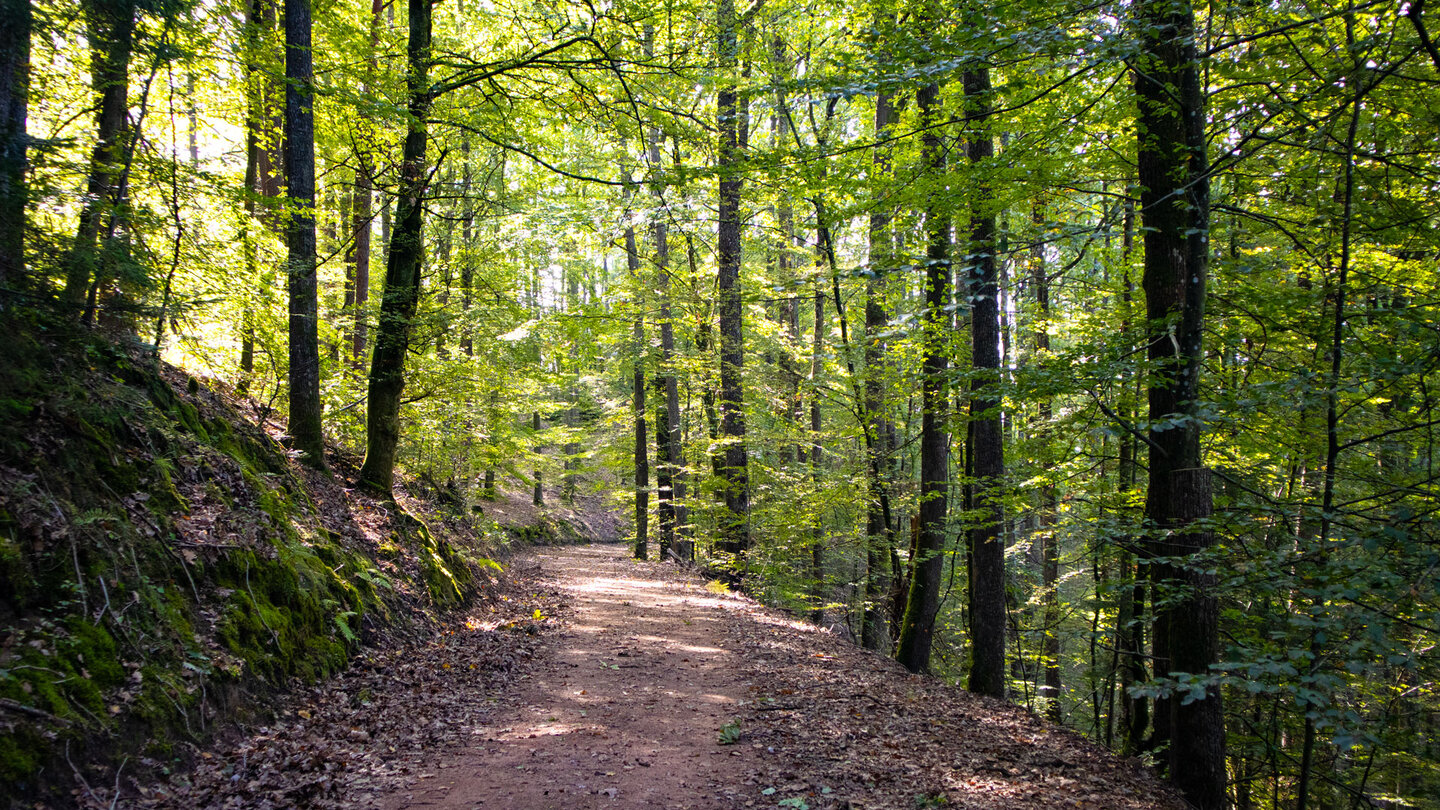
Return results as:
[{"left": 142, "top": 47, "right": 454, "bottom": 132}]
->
[{"left": 382, "top": 544, "right": 761, "bottom": 810}]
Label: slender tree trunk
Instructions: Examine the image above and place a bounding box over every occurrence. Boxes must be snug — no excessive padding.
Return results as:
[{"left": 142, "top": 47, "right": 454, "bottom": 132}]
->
[
  {"left": 628, "top": 202, "right": 649, "bottom": 560},
  {"left": 63, "top": 0, "right": 137, "bottom": 312},
  {"left": 861, "top": 83, "right": 897, "bottom": 651},
  {"left": 532, "top": 410, "right": 544, "bottom": 506},
  {"left": 895, "top": 78, "right": 949, "bottom": 674},
  {"left": 1117, "top": 203, "right": 1149, "bottom": 754},
  {"left": 1135, "top": 0, "right": 1224, "bottom": 802},
  {"left": 964, "top": 65, "right": 1006, "bottom": 698},
  {"left": 1299, "top": 38, "right": 1366, "bottom": 810},
  {"left": 283, "top": 0, "right": 325, "bottom": 469},
  {"left": 459, "top": 139, "right": 473, "bottom": 357},
  {"left": 809, "top": 281, "right": 824, "bottom": 622},
  {"left": 715, "top": 0, "right": 748, "bottom": 554},
  {"left": 642, "top": 90, "right": 683, "bottom": 559},
  {"left": 358, "top": 0, "right": 432, "bottom": 494},
  {"left": 1033, "top": 205, "right": 1061, "bottom": 720},
  {"left": 351, "top": 0, "right": 380, "bottom": 367},
  {"left": 0, "top": 0, "right": 30, "bottom": 293},
  {"left": 238, "top": 0, "right": 278, "bottom": 393}
]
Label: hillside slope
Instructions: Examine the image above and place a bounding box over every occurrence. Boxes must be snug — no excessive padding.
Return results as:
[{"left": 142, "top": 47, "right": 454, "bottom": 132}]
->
[{"left": 0, "top": 317, "right": 556, "bottom": 803}]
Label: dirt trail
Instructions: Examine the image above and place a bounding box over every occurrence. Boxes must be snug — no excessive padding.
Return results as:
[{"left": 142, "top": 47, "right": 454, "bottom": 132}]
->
[
  {"left": 382, "top": 545, "right": 759, "bottom": 809},
  {"left": 139, "top": 542, "right": 1185, "bottom": 810}
]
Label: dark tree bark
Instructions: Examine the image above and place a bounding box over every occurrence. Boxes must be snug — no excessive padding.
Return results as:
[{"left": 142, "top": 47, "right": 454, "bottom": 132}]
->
[
  {"left": 894, "top": 79, "right": 949, "bottom": 674},
  {"left": 532, "top": 410, "right": 544, "bottom": 506},
  {"left": 458, "top": 139, "right": 473, "bottom": 358},
  {"left": 0, "top": 0, "right": 30, "bottom": 292},
  {"left": 715, "top": 0, "right": 748, "bottom": 555},
  {"left": 238, "top": 0, "right": 281, "bottom": 394},
  {"left": 1032, "top": 205, "right": 1061, "bottom": 720},
  {"left": 63, "top": 0, "right": 137, "bottom": 313},
  {"left": 349, "top": 0, "right": 380, "bottom": 366},
  {"left": 861, "top": 83, "right": 897, "bottom": 652},
  {"left": 358, "top": 0, "right": 432, "bottom": 494},
  {"left": 1116, "top": 201, "right": 1149, "bottom": 754},
  {"left": 964, "top": 65, "right": 1006, "bottom": 698},
  {"left": 644, "top": 71, "right": 685, "bottom": 560},
  {"left": 628, "top": 203, "right": 649, "bottom": 560},
  {"left": 1135, "top": 0, "right": 1225, "bottom": 803},
  {"left": 809, "top": 281, "right": 824, "bottom": 622},
  {"left": 283, "top": 0, "right": 325, "bottom": 468}
]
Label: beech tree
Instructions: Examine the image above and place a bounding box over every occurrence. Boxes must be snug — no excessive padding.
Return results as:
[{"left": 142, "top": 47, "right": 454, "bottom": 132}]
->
[
  {"left": 358, "top": 0, "right": 432, "bottom": 494},
  {"left": 1134, "top": 0, "right": 1224, "bottom": 803},
  {"left": 284, "top": 0, "right": 326, "bottom": 468},
  {"left": 0, "top": 0, "right": 28, "bottom": 291},
  {"left": 62, "top": 0, "right": 138, "bottom": 319},
  {"left": 18, "top": 0, "right": 1440, "bottom": 804}
]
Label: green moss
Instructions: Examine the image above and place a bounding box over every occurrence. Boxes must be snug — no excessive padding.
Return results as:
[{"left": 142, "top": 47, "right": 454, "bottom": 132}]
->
[
  {"left": 0, "top": 316, "right": 500, "bottom": 801},
  {"left": 62, "top": 620, "right": 124, "bottom": 688},
  {"left": 0, "top": 529, "right": 33, "bottom": 608},
  {"left": 0, "top": 730, "right": 40, "bottom": 784}
]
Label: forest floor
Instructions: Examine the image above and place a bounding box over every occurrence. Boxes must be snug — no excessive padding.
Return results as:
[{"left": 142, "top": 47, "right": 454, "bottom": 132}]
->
[{"left": 136, "top": 544, "right": 1186, "bottom": 810}]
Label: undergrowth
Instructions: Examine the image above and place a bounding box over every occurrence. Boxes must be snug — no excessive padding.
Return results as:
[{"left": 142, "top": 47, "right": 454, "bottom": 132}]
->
[{"left": 0, "top": 313, "right": 539, "bottom": 803}]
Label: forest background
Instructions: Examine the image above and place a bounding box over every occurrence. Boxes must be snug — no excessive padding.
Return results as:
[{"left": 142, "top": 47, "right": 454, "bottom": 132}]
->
[{"left": 2, "top": 0, "right": 1438, "bottom": 807}]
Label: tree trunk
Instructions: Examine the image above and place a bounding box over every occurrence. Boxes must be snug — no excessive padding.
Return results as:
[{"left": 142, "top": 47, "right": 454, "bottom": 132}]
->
[
  {"left": 646, "top": 100, "right": 684, "bottom": 560},
  {"left": 459, "top": 139, "right": 473, "bottom": 357},
  {"left": 283, "top": 0, "right": 325, "bottom": 469},
  {"left": 63, "top": 0, "right": 137, "bottom": 312},
  {"left": 1033, "top": 206, "right": 1061, "bottom": 720},
  {"left": 358, "top": 0, "right": 432, "bottom": 494},
  {"left": 809, "top": 282, "right": 824, "bottom": 623},
  {"left": 1135, "top": 0, "right": 1224, "bottom": 802},
  {"left": 628, "top": 209, "right": 649, "bottom": 560},
  {"left": 715, "top": 0, "right": 748, "bottom": 555},
  {"left": 532, "top": 410, "right": 544, "bottom": 506},
  {"left": 0, "top": 0, "right": 30, "bottom": 293},
  {"left": 351, "top": 0, "right": 380, "bottom": 366},
  {"left": 861, "top": 83, "right": 897, "bottom": 652},
  {"left": 894, "top": 78, "right": 949, "bottom": 674},
  {"left": 964, "top": 65, "right": 1006, "bottom": 698}
]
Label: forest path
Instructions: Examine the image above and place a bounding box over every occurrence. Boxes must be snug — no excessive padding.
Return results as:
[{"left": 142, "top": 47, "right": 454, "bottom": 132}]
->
[{"left": 381, "top": 544, "right": 758, "bottom": 809}]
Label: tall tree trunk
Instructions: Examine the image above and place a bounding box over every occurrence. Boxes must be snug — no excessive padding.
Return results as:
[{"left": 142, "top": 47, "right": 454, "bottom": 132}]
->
[
  {"left": 532, "top": 410, "right": 544, "bottom": 506},
  {"left": 715, "top": 0, "right": 748, "bottom": 555},
  {"left": 358, "top": 0, "right": 432, "bottom": 494},
  {"left": 1116, "top": 199, "right": 1149, "bottom": 754},
  {"left": 350, "top": 161, "right": 372, "bottom": 365},
  {"left": 458, "top": 139, "right": 473, "bottom": 357},
  {"left": 809, "top": 281, "right": 824, "bottom": 622},
  {"left": 1135, "top": 0, "right": 1224, "bottom": 802},
  {"left": 645, "top": 105, "right": 684, "bottom": 560},
  {"left": 284, "top": 0, "right": 325, "bottom": 469},
  {"left": 63, "top": 0, "right": 137, "bottom": 313},
  {"left": 1033, "top": 205, "right": 1062, "bottom": 720},
  {"left": 0, "top": 0, "right": 30, "bottom": 293},
  {"left": 1299, "top": 39, "right": 1366, "bottom": 810},
  {"left": 628, "top": 202, "right": 649, "bottom": 560},
  {"left": 862, "top": 83, "right": 897, "bottom": 651},
  {"left": 238, "top": 0, "right": 278, "bottom": 393},
  {"left": 350, "top": 0, "right": 380, "bottom": 367},
  {"left": 894, "top": 78, "right": 949, "bottom": 674},
  {"left": 964, "top": 65, "right": 1006, "bottom": 698}
]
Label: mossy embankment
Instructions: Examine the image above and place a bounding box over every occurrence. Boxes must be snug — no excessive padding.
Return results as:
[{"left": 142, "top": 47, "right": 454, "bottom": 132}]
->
[{"left": 0, "top": 316, "right": 570, "bottom": 804}]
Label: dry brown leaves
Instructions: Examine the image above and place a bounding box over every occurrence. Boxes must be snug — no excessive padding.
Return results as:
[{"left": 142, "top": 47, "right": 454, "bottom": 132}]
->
[
  {"left": 727, "top": 608, "right": 1188, "bottom": 810},
  {"left": 127, "top": 560, "right": 570, "bottom": 810}
]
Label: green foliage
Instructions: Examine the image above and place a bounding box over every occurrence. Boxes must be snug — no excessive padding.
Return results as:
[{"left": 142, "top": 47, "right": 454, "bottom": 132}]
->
[
  {"left": 11, "top": 0, "right": 1440, "bottom": 805},
  {"left": 718, "top": 718, "right": 743, "bottom": 745}
]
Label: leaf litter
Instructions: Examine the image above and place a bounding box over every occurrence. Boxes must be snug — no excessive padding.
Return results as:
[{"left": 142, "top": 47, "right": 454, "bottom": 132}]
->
[{"left": 125, "top": 545, "right": 1187, "bottom": 810}]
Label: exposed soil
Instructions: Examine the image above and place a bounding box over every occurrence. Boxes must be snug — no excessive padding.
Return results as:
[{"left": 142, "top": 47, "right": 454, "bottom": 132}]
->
[
  {"left": 129, "top": 543, "right": 1186, "bottom": 810},
  {"left": 381, "top": 544, "right": 760, "bottom": 810}
]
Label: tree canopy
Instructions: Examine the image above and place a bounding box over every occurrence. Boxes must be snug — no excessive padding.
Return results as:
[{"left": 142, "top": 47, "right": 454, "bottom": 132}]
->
[{"left": 5, "top": 0, "right": 1440, "bottom": 806}]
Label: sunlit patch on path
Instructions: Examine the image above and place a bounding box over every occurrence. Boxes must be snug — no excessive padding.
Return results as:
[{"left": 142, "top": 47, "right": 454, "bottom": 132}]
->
[{"left": 381, "top": 544, "right": 759, "bottom": 809}]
